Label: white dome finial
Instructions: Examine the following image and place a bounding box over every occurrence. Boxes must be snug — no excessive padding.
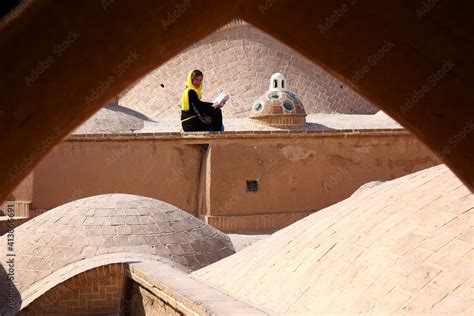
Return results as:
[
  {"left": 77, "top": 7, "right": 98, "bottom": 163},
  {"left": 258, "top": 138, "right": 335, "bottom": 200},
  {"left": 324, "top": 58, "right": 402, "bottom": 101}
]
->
[{"left": 269, "top": 73, "right": 287, "bottom": 91}]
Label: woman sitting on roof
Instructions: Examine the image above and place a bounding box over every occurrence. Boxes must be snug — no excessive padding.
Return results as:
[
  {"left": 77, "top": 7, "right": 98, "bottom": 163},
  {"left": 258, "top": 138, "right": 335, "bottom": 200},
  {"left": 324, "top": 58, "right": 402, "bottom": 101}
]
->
[{"left": 181, "top": 69, "right": 225, "bottom": 132}]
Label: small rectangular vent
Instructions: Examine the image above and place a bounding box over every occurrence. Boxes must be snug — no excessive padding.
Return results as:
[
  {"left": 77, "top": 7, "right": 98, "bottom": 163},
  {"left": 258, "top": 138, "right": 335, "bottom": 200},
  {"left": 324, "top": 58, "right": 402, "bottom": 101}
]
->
[{"left": 246, "top": 180, "right": 259, "bottom": 192}]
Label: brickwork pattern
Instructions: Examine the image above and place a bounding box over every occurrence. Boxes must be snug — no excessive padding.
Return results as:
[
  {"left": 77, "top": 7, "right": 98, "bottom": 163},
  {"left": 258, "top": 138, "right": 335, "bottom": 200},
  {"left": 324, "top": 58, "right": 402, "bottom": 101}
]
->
[
  {"left": 19, "top": 263, "right": 124, "bottom": 315},
  {"left": 0, "top": 206, "right": 44, "bottom": 236},
  {"left": 194, "top": 165, "right": 474, "bottom": 314},
  {"left": 251, "top": 116, "right": 306, "bottom": 127},
  {"left": 129, "top": 283, "right": 182, "bottom": 316},
  {"left": 120, "top": 22, "right": 377, "bottom": 119},
  {"left": 17, "top": 252, "right": 178, "bottom": 313},
  {"left": 0, "top": 194, "right": 235, "bottom": 308},
  {"left": 125, "top": 260, "right": 269, "bottom": 315},
  {"left": 72, "top": 111, "right": 402, "bottom": 135},
  {"left": 201, "top": 211, "right": 313, "bottom": 233},
  {"left": 0, "top": 201, "right": 29, "bottom": 217},
  {"left": 73, "top": 104, "right": 148, "bottom": 134}
]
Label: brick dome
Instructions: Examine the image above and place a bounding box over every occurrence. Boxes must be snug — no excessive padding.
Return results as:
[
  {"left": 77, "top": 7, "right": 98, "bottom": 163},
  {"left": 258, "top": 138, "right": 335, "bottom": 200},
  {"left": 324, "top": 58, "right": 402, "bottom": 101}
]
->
[
  {"left": 119, "top": 19, "right": 377, "bottom": 119},
  {"left": 0, "top": 194, "right": 235, "bottom": 297}
]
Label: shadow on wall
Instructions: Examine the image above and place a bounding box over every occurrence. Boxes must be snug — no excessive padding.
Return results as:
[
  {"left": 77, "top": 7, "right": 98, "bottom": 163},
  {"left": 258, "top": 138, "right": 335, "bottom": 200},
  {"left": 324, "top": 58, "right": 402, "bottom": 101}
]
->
[
  {"left": 0, "top": 263, "right": 21, "bottom": 315},
  {"left": 117, "top": 280, "right": 147, "bottom": 316},
  {"left": 120, "top": 267, "right": 189, "bottom": 315}
]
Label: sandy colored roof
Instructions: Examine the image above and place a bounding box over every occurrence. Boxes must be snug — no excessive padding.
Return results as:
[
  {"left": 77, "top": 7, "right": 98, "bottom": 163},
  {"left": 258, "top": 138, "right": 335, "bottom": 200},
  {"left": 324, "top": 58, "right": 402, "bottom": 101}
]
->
[
  {"left": 71, "top": 86, "right": 399, "bottom": 134},
  {"left": 137, "top": 112, "right": 401, "bottom": 133},
  {"left": 72, "top": 110, "right": 401, "bottom": 135},
  {"left": 73, "top": 105, "right": 149, "bottom": 134},
  {"left": 193, "top": 165, "right": 473, "bottom": 314},
  {"left": 0, "top": 194, "right": 234, "bottom": 299}
]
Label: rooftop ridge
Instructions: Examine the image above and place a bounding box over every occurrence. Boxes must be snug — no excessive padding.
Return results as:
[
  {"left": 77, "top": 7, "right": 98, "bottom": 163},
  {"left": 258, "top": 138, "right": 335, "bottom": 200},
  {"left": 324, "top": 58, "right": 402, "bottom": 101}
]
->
[{"left": 68, "top": 128, "right": 408, "bottom": 141}]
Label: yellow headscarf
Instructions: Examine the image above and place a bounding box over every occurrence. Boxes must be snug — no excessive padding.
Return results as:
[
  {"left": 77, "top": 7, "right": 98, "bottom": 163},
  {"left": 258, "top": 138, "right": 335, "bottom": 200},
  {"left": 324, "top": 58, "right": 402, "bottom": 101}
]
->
[{"left": 181, "top": 70, "right": 202, "bottom": 111}]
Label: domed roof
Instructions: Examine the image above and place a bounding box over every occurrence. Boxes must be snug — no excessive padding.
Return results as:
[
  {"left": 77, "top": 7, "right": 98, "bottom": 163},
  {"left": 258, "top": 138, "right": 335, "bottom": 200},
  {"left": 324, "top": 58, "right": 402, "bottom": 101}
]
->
[
  {"left": 73, "top": 104, "right": 149, "bottom": 134},
  {"left": 194, "top": 165, "right": 474, "bottom": 314},
  {"left": 119, "top": 21, "right": 377, "bottom": 119},
  {"left": 250, "top": 73, "right": 307, "bottom": 127},
  {"left": 0, "top": 194, "right": 235, "bottom": 293}
]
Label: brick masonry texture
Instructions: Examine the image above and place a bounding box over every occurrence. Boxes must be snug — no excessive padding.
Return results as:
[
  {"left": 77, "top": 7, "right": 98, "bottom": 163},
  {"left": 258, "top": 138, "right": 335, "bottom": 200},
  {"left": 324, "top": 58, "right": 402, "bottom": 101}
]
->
[
  {"left": 128, "top": 282, "right": 181, "bottom": 316},
  {"left": 193, "top": 164, "right": 474, "bottom": 314},
  {"left": 0, "top": 194, "right": 235, "bottom": 309},
  {"left": 0, "top": 207, "right": 45, "bottom": 236},
  {"left": 0, "top": 201, "right": 29, "bottom": 218},
  {"left": 201, "top": 211, "right": 313, "bottom": 233},
  {"left": 73, "top": 105, "right": 146, "bottom": 134},
  {"left": 73, "top": 111, "right": 402, "bottom": 135},
  {"left": 119, "top": 21, "right": 377, "bottom": 120},
  {"left": 124, "top": 260, "right": 269, "bottom": 315},
  {"left": 18, "top": 263, "right": 124, "bottom": 315},
  {"left": 15, "top": 253, "right": 178, "bottom": 314}
]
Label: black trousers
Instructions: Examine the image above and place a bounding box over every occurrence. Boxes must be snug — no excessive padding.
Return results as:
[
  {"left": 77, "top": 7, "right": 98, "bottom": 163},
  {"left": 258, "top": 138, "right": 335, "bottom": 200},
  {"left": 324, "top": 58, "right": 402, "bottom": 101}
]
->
[{"left": 181, "top": 108, "right": 223, "bottom": 132}]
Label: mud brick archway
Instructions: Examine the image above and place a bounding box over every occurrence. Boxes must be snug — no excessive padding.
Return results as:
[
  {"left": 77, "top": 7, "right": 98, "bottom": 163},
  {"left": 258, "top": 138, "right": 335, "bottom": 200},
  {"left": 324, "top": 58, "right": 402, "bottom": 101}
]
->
[{"left": 0, "top": 0, "right": 473, "bottom": 203}]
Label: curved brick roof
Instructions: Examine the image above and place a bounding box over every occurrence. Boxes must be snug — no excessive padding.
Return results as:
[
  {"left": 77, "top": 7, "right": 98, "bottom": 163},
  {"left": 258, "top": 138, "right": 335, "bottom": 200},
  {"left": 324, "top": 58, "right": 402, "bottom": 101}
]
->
[
  {"left": 194, "top": 165, "right": 474, "bottom": 315},
  {"left": 73, "top": 104, "right": 149, "bottom": 134},
  {"left": 119, "top": 20, "right": 377, "bottom": 119},
  {"left": 19, "top": 253, "right": 174, "bottom": 312},
  {"left": 0, "top": 194, "right": 235, "bottom": 300}
]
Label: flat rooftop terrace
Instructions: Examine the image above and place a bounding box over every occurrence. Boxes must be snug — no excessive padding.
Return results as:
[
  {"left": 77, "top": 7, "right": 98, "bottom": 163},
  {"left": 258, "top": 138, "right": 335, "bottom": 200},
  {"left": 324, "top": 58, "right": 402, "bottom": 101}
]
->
[
  {"left": 141, "top": 112, "right": 402, "bottom": 133},
  {"left": 72, "top": 111, "right": 403, "bottom": 137}
]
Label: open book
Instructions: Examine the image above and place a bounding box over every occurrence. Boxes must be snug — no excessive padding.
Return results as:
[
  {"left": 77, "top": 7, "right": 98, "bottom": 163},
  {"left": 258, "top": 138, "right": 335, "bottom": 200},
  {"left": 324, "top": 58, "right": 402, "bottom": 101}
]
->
[{"left": 213, "top": 91, "right": 230, "bottom": 108}]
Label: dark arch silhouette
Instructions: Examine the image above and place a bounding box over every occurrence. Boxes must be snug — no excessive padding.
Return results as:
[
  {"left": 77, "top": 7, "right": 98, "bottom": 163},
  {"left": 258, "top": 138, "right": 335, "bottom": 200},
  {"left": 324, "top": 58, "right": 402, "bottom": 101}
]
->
[{"left": 0, "top": 0, "right": 472, "bottom": 205}]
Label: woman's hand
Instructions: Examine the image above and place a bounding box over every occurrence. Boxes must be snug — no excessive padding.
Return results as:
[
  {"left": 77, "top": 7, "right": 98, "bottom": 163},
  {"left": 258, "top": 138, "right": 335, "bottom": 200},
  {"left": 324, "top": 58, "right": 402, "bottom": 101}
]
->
[{"left": 213, "top": 100, "right": 226, "bottom": 109}]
